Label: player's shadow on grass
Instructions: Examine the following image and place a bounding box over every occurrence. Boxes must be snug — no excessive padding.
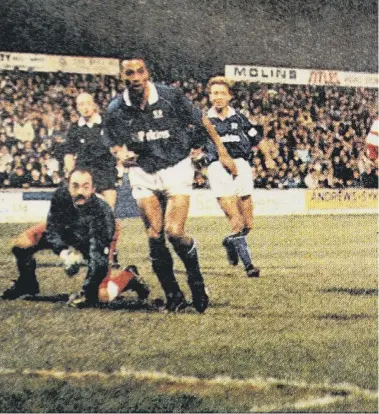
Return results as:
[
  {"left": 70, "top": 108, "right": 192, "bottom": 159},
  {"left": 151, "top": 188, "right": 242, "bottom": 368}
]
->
[
  {"left": 36, "top": 263, "right": 65, "bottom": 267},
  {"left": 210, "top": 300, "right": 261, "bottom": 311},
  {"left": 262, "top": 265, "right": 300, "bottom": 270},
  {"left": 101, "top": 298, "right": 163, "bottom": 312},
  {"left": 24, "top": 293, "right": 70, "bottom": 303},
  {"left": 174, "top": 268, "right": 235, "bottom": 277},
  {"left": 315, "top": 313, "right": 374, "bottom": 321},
  {"left": 320, "top": 287, "right": 378, "bottom": 296},
  {"left": 24, "top": 294, "right": 165, "bottom": 312}
]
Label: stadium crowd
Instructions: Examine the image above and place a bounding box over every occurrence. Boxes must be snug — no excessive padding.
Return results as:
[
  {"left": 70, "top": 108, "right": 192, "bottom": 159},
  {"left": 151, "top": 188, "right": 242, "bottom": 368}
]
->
[{"left": 0, "top": 69, "right": 378, "bottom": 190}]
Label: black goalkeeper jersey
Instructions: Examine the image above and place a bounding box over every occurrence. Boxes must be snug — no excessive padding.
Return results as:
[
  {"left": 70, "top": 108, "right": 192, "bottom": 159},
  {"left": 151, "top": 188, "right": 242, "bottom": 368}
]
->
[
  {"left": 104, "top": 82, "right": 207, "bottom": 174},
  {"left": 45, "top": 186, "right": 115, "bottom": 256}
]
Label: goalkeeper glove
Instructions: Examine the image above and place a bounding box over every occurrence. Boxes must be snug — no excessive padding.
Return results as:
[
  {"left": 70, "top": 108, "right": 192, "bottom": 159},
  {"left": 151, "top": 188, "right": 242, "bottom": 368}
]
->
[{"left": 60, "top": 248, "right": 84, "bottom": 277}]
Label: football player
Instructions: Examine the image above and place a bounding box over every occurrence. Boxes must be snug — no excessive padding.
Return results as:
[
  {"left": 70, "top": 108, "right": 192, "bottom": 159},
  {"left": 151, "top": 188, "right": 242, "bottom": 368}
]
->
[
  {"left": 204, "top": 76, "right": 262, "bottom": 277},
  {"left": 1, "top": 168, "right": 149, "bottom": 306},
  {"left": 104, "top": 56, "right": 237, "bottom": 312}
]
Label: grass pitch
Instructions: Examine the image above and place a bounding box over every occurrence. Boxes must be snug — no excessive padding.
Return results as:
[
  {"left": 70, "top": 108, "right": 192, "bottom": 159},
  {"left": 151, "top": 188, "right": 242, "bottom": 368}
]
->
[{"left": 0, "top": 214, "right": 377, "bottom": 412}]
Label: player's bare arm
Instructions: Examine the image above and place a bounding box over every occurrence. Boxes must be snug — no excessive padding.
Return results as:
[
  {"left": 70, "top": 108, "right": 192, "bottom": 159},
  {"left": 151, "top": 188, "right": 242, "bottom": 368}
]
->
[
  {"left": 64, "top": 153, "right": 76, "bottom": 177},
  {"left": 258, "top": 139, "right": 277, "bottom": 169},
  {"left": 110, "top": 144, "right": 139, "bottom": 166}
]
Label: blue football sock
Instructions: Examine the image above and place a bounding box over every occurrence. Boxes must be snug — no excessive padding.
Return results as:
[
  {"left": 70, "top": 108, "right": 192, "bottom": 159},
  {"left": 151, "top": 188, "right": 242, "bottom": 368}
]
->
[{"left": 229, "top": 234, "right": 253, "bottom": 270}]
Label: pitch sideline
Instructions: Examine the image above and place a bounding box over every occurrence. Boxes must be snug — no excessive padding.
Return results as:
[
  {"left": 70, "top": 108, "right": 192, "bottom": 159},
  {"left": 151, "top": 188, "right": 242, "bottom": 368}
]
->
[
  {"left": 0, "top": 366, "right": 376, "bottom": 399},
  {"left": 249, "top": 394, "right": 355, "bottom": 412}
]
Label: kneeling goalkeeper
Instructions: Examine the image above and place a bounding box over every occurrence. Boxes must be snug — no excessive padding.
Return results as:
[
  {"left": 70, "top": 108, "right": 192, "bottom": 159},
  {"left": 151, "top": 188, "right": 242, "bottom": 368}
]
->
[{"left": 1, "top": 168, "right": 149, "bottom": 306}]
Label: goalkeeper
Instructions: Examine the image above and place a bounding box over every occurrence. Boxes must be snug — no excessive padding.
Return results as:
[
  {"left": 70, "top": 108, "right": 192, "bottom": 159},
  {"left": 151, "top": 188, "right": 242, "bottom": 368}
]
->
[{"left": 1, "top": 168, "right": 149, "bottom": 306}]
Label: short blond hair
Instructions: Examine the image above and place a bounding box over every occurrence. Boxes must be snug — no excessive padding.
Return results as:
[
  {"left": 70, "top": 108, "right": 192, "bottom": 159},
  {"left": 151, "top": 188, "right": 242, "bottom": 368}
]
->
[
  {"left": 206, "top": 76, "right": 233, "bottom": 94},
  {"left": 76, "top": 92, "right": 94, "bottom": 105}
]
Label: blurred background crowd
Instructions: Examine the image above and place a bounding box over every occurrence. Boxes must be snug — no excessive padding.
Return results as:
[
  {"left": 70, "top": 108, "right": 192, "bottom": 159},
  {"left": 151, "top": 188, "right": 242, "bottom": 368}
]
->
[{"left": 0, "top": 69, "right": 378, "bottom": 190}]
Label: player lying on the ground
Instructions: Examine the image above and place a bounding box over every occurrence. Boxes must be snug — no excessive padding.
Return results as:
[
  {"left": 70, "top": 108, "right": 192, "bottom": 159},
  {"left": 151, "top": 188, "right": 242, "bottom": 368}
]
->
[
  {"left": 203, "top": 76, "right": 261, "bottom": 278},
  {"left": 1, "top": 168, "right": 149, "bottom": 307}
]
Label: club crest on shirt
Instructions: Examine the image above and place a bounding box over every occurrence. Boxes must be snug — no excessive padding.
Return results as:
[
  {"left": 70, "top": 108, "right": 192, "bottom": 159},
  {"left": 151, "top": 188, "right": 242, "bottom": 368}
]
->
[
  {"left": 248, "top": 127, "right": 258, "bottom": 137},
  {"left": 153, "top": 109, "right": 163, "bottom": 119},
  {"left": 231, "top": 123, "right": 238, "bottom": 130}
]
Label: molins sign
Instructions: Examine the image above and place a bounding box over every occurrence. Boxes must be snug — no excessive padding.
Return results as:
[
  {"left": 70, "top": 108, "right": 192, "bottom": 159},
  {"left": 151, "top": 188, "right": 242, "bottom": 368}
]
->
[
  {"left": 225, "top": 65, "right": 299, "bottom": 84},
  {"left": 225, "top": 65, "right": 378, "bottom": 88}
]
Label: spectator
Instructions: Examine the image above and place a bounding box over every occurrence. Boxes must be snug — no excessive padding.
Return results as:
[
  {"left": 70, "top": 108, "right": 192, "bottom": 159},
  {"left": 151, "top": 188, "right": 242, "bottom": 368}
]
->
[
  {"left": 11, "top": 153, "right": 24, "bottom": 170},
  {"left": 36, "top": 127, "right": 52, "bottom": 148},
  {"left": 361, "top": 167, "right": 378, "bottom": 188},
  {"left": 276, "top": 169, "right": 287, "bottom": 189},
  {"left": 41, "top": 151, "right": 60, "bottom": 177},
  {"left": 50, "top": 134, "right": 66, "bottom": 171},
  {"left": 27, "top": 168, "right": 44, "bottom": 187},
  {"left": 304, "top": 168, "right": 320, "bottom": 189},
  {"left": 253, "top": 169, "right": 268, "bottom": 189},
  {"left": 8, "top": 166, "right": 29, "bottom": 188},
  {"left": 0, "top": 144, "right": 13, "bottom": 177},
  {"left": 0, "top": 163, "right": 12, "bottom": 187},
  {"left": 13, "top": 113, "right": 35, "bottom": 143},
  {"left": 348, "top": 170, "right": 363, "bottom": 188},
  {"left": 38, "top": 165, "right": 53, "bottom": 187},
  {"left": 298, "top": 163, "right": 309, "bottom": 181},
  {"left": 295, "top": 143, "right": 311, "bottom": 163},
  {"left": 51, "top": 171, "right": 62, "bottom": 187},
  {"left": 332, "top": 156, "right": 345, "bottom": 181},
  {"left": 266, "top": 172, "right": 278, "bottom": 189},
  {"left": 0, "top": 132, "right": 8, "bottom": 148},
  {"left": 0, "top": 69, "right": 377, "bottom": 190},
  {"left": 23, "top": 140, "right": 37, "bottom": 158},
  {"left": 24, "top": 160, "right": 35, "bottom": 178},
  {"left": 283, "top": 170, "right": 300, "bottom": 189}
]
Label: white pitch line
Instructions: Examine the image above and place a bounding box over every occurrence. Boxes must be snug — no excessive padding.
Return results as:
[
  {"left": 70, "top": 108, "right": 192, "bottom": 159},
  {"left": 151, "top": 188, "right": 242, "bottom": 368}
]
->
[
  {"left": 250, "top": 394, "right": 350, "bottom": 412},
  {"left": 120, "top": 369, "right": 378, "bottom": 399},
  {"left": 292, "top": 395, "right": 347, "bottom": 410},
  {"left": 0, "top": 367, "right": 377, "bottom": 400}
]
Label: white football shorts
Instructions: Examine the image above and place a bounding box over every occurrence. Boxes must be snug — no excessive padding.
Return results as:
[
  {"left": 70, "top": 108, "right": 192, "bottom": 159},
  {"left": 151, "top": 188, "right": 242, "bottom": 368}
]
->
[
  {"left": 128, "top": 157, "right": 194, "bottom": 199},
  {"left": 207, "top": 157, "right": 253, "bottom": 197}
]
